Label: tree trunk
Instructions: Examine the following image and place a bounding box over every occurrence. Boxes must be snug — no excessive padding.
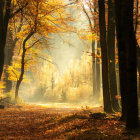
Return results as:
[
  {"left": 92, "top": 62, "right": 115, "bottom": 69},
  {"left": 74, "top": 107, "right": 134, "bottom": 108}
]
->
[
  {"left": 4, "top": 12, "right": 23, "bottom": 92},
  {"left": 92, "top": 40, "right": 97, "bottom": 99},
  {"left": 107, "top": 0, "right": 120, "bottom": 112},
  {"left": 0, "top": 0, "right": 11, "bottom": 80},
  {"left": 95, "top": 41, "right": 101, "bottom": 101},
  {"left": 137, "top": 47, "right": 140, "bottom": 96},
  {"left": 98, "top": 0, "right": 113, "bottom": 113},
  {"left": 15, "top": 46, "right": 26, "bottom": 103},
  {"left": 115, "top": 0, "right": 139, "bottom": 129},
  {"left": 15, "top": 32, "right": 34, "bottom": 103},
  {"left": 4, "top": 30, "right": 17, "bottom": 92},
  {"left": 15, "top": 80, "right": 21, "bottom": 103}
]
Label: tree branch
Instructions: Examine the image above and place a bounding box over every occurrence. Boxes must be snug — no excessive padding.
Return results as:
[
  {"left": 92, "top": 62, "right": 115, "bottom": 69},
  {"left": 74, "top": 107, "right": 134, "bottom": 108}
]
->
[
  {"left": 82, "top": 5, "right": 94, "bottom": 31},
  {"left": 12, "top": 69, "right": 18, "bottom": 81},
  {"left": 26, "top": 38, "right": 43, "bottom": 50},
  {"left": 9, "top": 2, "right": 28, "bottom": 19}
]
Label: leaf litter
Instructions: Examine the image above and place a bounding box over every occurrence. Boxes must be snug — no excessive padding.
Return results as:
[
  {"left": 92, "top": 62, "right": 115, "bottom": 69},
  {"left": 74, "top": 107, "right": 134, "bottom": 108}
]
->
[{"left": 0, "top": 105, "right": 139, "bottom": 139}]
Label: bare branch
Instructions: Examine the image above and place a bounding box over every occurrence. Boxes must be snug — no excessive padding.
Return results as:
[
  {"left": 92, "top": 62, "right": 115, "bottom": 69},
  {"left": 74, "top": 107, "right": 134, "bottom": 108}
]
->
[
  {"left": 12, "top": 69, "right": 18, "bottom": 80},
  {"left": 34, "top": 54, "right": 59, "bottom": 71},
  {"left": 82, "top": 4, "right": 94, "bottom": 31},
  {"left": 26, "top": 38, "right": 43, "bottom": 50},
  {"left": 47, "top": 0, "right": 78, "bottom": 15}
]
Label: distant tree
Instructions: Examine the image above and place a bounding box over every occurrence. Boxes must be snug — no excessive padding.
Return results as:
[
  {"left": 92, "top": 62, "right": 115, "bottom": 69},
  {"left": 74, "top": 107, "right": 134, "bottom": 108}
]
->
[
  {"left": 61, "top": 88, "right": 67, "bottom": 102},
  {"left": 80, "top": 0, "right": 119, "bottom": 111},
  {"left": 80, "top": 0, "right": 101, "bottom": 101},
  {"left": 115, "top": 0, "right": 139, "bottom": 129},
  {"left": 96, "top": 42, "right": 101, "bottom": 101}
]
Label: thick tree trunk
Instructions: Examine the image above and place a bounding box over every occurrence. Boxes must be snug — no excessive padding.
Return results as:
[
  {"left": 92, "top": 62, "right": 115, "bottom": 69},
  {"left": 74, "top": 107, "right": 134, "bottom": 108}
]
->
[
  {"left": 0, "top": 1, "right": 6, "bottom": 80},
  {"left": 115, "top": 0, "right": 139, "bottom": 129},
  {"left": 107, "top": 0, "right": 120, "bottom": 112},
  {"left": 0, "top": 0, "right": 11, "bottom": 80},
  {"left": 115, "top": 0, "right": 127, "bottom": 121},
  {"left": 0, "top": 45, "right": 5, "bottom": 80},
  {"left": 4, "top": 30, "right": 16, "bottom": 92},
  {"left": 4, "top": 12, "right": 23, "bottom": 92},
  {"left": 98, "top": 0, "right": 113, "bottom": 113}
]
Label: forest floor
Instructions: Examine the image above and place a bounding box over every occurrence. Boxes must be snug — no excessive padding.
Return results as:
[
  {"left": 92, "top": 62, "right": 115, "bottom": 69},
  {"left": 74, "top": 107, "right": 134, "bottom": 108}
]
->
[{"left": 0, "top": 105, "right": 140, "bottom": 140}]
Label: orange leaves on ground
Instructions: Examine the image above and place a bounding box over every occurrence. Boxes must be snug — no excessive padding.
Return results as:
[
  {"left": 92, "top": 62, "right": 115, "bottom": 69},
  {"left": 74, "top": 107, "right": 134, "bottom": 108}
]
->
[{"left": 0, "top": 105, "right": 139, "bottom": 139}]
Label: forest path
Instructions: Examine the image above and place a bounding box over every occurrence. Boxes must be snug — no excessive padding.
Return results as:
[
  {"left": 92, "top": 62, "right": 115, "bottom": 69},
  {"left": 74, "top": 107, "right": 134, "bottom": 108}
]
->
[{"left": 0, "top": 105, "right": 139, "bottom": 139}]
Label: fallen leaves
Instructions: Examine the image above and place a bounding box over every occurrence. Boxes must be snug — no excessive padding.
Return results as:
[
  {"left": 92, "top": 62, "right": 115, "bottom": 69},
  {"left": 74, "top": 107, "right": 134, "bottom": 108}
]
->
[{"left": 0, "top": 105, "right": 139, "bottom": 139}]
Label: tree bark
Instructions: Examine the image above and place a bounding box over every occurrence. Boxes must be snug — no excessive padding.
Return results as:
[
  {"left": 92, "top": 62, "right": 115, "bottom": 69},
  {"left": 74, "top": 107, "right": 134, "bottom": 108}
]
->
[
  {"left": 0, "top": 0, "right": 11, "bottom": 80},
  {"left": 4, "top": 13, "right": 23, "bottom": 93},
  {"left": 15, "top": 42, "right": 26, "bottom": 103},
  {"left": 98, "top": 0, "right": 113, "bottom": 113},
  {"left": 4, "top": 30, "right": 17, "bottom": 92},
  {"left": 0, "top": 0, "right": 27, "bottom": 80},
  {"left": 137, "top": 47, "right": 140, "bottom": 96},
  {"left": 95, "top": 41, "right": 101, "bottom": 100},
  {"left": 107, "top": 0, "right": 120, "bottom": 112},
  {"left": 115, "top": 0, "right": 139, "bottom": 129},
  {"left": 92, "top": 40, "right": 98, "bottom": 99}
]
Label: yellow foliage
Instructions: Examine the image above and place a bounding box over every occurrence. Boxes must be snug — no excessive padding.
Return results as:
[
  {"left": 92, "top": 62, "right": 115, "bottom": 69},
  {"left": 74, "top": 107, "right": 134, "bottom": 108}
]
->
[
  {"left": 66, "top": 85, "right": 93, "bottom": 103},
  {"left": 36, "top": 48, "right": 95, "bottom": 103},
  {"left": 7, "top": 0, "right": 75, "bottom": 89}
]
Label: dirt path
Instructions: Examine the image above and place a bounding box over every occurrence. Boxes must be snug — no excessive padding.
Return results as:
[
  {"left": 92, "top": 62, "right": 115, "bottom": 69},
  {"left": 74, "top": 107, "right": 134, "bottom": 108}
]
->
[{"left": 0, "top": 105, "right": 139, "bottom": 140}]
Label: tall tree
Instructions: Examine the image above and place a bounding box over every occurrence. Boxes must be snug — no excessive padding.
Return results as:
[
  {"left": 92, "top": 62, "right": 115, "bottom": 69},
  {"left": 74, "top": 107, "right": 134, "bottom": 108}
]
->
[
  {"left": 14, "top": 0, "right": 74, "bottom": 102},
  {"left": 4, "top": 13, "right": 23, "bottom": 93},
  {"left": 107, "top": 0, "right": 120, "bottom": 111},
  {"left": 115, "top": 0, "right": 139, "bottom": 129},
  {"left": 80, "top": 0, "right": 101, "bottom": 101},
  {"left": 81, "top": 0, "right": 119, "bottom": 111},
  {"left": 15, "top": 31, "right": 35, "bottom": 102},
  {"left": 98, "top": 0, "right": 113, "bottom": 113},
  {"left": 4, "top": 29, "right": 16, "bottom": 93},
  {"left": 0, "top": 0, "right": 11, "bottom": 80},
  {"left": 82, "top": 4, "right": 97, "bottom": 98},
  {"left": 96, "top": 42, "right": 101, "bottom": 100},
  {"left": 0, "top": 0, "right": 28, "bottom": 80}
]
